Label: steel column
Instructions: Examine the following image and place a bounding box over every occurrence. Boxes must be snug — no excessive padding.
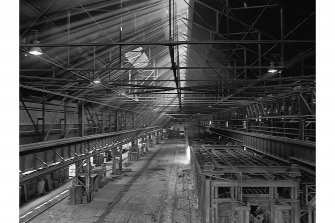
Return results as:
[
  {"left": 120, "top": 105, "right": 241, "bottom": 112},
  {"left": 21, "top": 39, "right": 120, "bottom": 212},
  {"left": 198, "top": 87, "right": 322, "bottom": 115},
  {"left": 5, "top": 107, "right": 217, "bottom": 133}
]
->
[
  {"left": 101, "top": 109, "right": 104, "bottom": 133},
  {"left": 119, "top": 146, "right": 123, "bottom": 172},
  {"left": 42, "top": 100, "right": 45, "bottom": 138},
  {"left": 64, "top": 102, "right": 67, "bottom": 138},
  {"left": 78, "top": 103, "right": 84, "bottom": 137},
  {"left": 115, "top": 109, "right": 118, "bottom": 132},
  {"left": 226, "top": 0, "right": 229, "bottom": 36},
  {"left": 67, "top": 10, "right": 71, "bottom": 65},
  {"left": 86, "top": 156, "right": 91, "bottom": 201},
  {"left": 20, "top": 97, "right": 42, "bottom": 140},
  {"left": 280, "top": 7, "right": 285, "bottom": 65},
  {"left": 216, "top": 12, "right": 219, "bottom": 34},
  {"left": 298, "top": 94, "right": 304, "bottom": 140},
  {"left": 258, "top": 32, "right": 262, "bottom": 77},
  {"left": 108, "top": 107, "right": 111, "bottom": 133},
  {"left": 119, "top": 30, "right": 122, "bottom": 68},
  {"left": 244, "top": 49, "right": 247, "bottom": 79}
]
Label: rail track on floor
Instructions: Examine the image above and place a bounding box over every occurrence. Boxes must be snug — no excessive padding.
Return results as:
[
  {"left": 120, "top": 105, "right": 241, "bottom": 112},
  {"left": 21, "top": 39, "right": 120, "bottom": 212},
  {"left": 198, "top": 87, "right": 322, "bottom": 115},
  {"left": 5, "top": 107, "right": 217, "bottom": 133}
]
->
[
  {"left": 94, "top": 140, "right": 168, "bottom": 223},
  {"left": 19, "top": 183, "right": 72, "bottom": 223}
]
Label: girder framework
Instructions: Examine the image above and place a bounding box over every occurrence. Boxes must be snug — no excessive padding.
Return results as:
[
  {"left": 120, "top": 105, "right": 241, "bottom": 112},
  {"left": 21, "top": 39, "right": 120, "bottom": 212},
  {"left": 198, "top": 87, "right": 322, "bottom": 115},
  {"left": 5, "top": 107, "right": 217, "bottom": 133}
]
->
[
  {"left": 201, "top": 89, "right": 315, "bottom": 142},
  {"left": 19, "top": 0, "right": 315, "bottom": 118},
  {"left": 19, "top": 127, "right": 161, "bottom": 183},
  {"left": 206, "top": 127, "right": 315, "bottom": 170},
  {"left": 190, "top": 143, "right": 301, "bottom": 223}
]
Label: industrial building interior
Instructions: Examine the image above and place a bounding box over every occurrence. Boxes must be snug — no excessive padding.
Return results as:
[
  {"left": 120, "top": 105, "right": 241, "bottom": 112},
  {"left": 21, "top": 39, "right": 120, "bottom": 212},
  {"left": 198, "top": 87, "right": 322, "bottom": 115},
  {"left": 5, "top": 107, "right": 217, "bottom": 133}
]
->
[{"left": 15, "top": 0, "right": 319, "bottom": 222}]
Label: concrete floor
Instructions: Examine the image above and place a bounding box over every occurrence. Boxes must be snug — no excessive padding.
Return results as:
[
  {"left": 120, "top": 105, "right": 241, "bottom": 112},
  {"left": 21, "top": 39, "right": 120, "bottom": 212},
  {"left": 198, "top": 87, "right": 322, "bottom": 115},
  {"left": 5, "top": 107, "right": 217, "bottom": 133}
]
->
[{"left": 22, "top": 139, "right": 200, "bottom": 223}]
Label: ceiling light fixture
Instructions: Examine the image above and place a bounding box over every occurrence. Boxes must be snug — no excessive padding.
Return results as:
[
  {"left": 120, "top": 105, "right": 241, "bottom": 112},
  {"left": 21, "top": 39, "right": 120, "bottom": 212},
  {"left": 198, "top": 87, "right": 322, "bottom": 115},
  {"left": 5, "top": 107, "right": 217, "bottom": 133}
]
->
[
  {"left": 29, "top": 40, "right": 43, "bottom": 55},
  {"left": 29, "top": 31, "right": 43, "bottom": 56},
  {"left": 268, "top": 62, "right": 278, "bottom": 73},
  {"left": 92, "top": 77, "right": 101, "bottom": 84}
]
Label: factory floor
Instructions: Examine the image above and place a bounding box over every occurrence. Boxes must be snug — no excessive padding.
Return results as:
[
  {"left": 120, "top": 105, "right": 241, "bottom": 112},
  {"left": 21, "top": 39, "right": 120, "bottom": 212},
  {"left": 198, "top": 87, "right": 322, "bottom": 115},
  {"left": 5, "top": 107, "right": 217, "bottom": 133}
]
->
[{"left": 21, "top": 138, "right": 200, "bottom": 223}]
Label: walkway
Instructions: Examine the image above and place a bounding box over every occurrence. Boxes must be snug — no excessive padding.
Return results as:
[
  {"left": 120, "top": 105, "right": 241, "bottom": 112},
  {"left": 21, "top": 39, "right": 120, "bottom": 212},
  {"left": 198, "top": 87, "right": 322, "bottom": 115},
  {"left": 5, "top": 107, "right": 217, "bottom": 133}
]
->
[{"left": 22, "top": 139, "right": 200, "bottom": 223}]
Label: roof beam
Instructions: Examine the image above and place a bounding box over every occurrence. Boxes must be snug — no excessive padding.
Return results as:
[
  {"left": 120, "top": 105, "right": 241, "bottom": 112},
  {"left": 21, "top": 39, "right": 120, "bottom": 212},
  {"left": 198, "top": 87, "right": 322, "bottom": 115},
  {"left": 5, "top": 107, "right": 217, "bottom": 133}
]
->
[{"left": 21, "top": 39, "right": 314, "bottom": 48}]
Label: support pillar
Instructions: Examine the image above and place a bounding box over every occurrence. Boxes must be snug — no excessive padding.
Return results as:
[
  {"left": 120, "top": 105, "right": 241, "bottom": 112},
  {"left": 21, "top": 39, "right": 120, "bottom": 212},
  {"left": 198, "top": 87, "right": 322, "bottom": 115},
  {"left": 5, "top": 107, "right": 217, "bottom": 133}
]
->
[
  {"left": 308, "top": 206, "right": 312, "bottom": 223},
  {"left": 118, "top": 146, "right": 123, "bottom": 172},
  {"left": 112, "top": 156, "right": 117, "bottom": 174},
  {"left": 151, "top": 134, "right": 156, "bottom": 146},
  {"left": 280, "top": 7, "right": 285, "bottom": 85},
  {"left": 298, "top": 93, "right": 304, "bottom": 140},
  {"left": 73, "top": 160, "right": 83, "bottom": 188},
  {"left": 204, "top": 178, "right": 211, "bottom": 223},
  {"left": 67, "top": 10, "right": 71, "bottom": 65},
  {"left": 101, "top": 110, "right": 104, "bottom": 133},
  {"left": 115, "top": 109, "right": 118, "bottom": 132},
  {"left": 130, "top": 140, "right": 139, "bottom": 161},
  {"left": 216, "top": 12, "right": 219, "bottom": 34},
  {"left": 78, "top": 103, "right": 84, "bottom": 137},
  {"left": 236, "top": 207, "right": 250, "bottom": 223},
  {"left": 156, "top": 131, "right": 161, "bottom": 144},
  {"left": 128, "top": 145, "right": 132, "bottom": 161},
  {"left": 42, "top": 100, "right": 45, "bottom": 138},
  {"left": 108, "top": 107, "right": 111, "bottom": 133},
  {"left": 280, "top": 7, "right": 285, "bottom": 65},
  {"left": 140, "top": 136, "right": 147, "bottom": 155},
  {"left": 243, "top": 49, "right": 247, "bottom": 79},
  {"left": 258, "top": 32, "right": 262, "bottom": 78},
  {"left": 226, "top": 0, "right": 229, "bottom": 36},
  {"left": 64, "top": 102, "right": 67, "bottom": 138},
  {"left": 85, "top": 157, "right": 91, "bottom": 202},
  {"left": 146, "top": 136, "right": 149, "bottom": 152}
]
